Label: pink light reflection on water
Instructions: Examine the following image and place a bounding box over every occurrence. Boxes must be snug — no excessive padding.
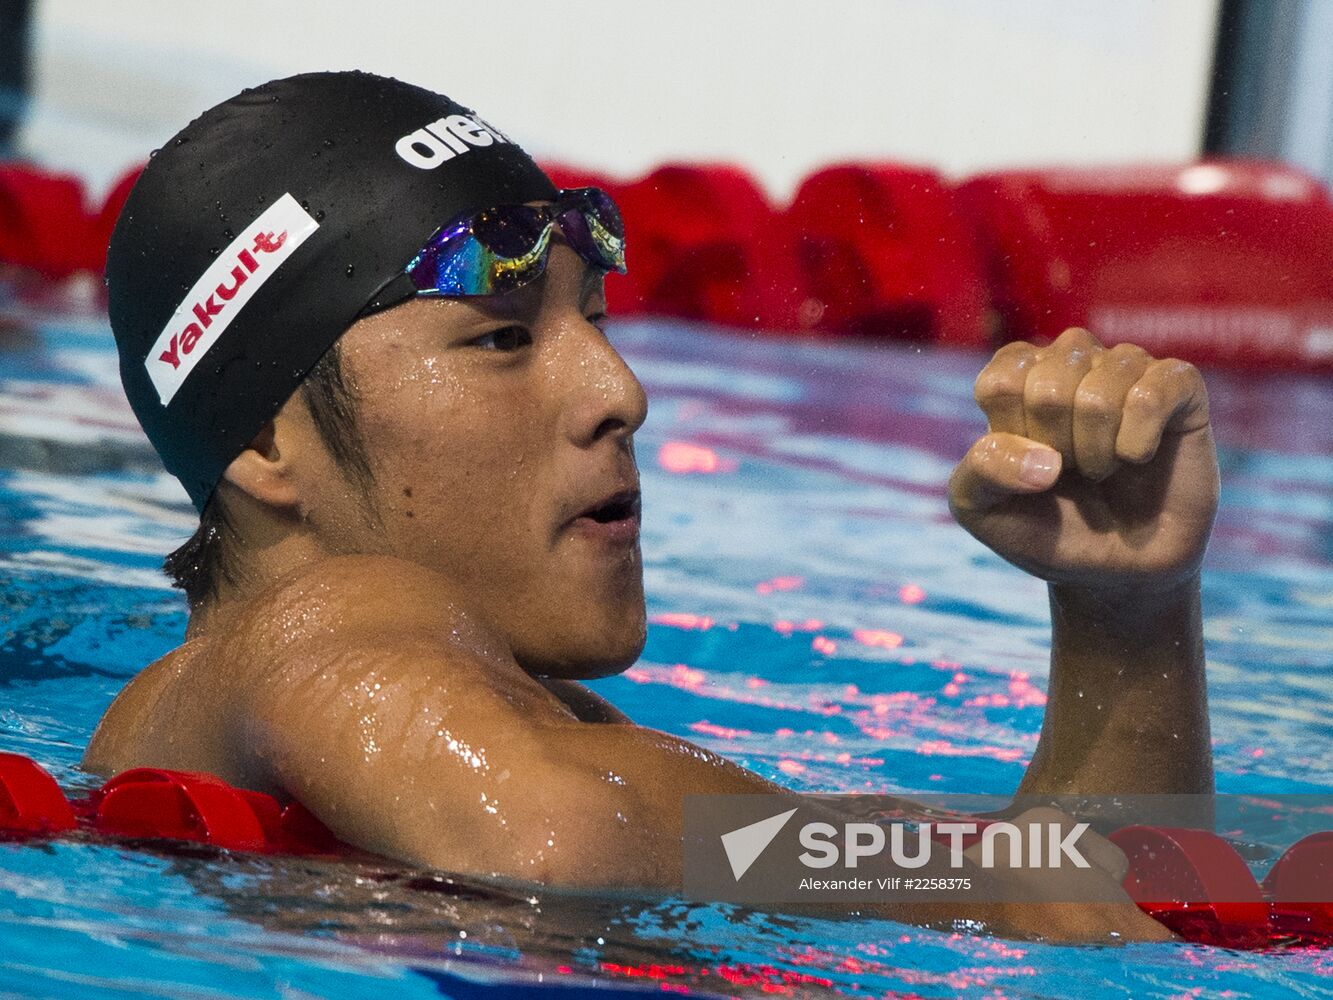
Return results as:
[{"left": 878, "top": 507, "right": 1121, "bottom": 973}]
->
[
  {"left": 900, "top": 584, "right": 927, "bottom": 604},
  {"left": 773, "top": 935, "right": 1039, "bottom": 996},
  {"left": 689, "top": 720, "right": 751, "bottom": 741},
  {"left": 811, "top": 635, "right": 838, "bottom": 656},
  {"left": 650, "top": 612, "right": 716, "bottom": 631},
  {"left": 853, "top": 628, "right": 905, "bottom": 650},
  {"left": 623, "top": 650, "right": 1042, "bottom": 774},
  {"left": 656, "top": 441, "right": 738, "bottom": 474}
]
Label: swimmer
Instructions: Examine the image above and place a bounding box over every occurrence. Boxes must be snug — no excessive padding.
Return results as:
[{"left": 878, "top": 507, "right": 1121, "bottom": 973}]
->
[{"left": 84, "top": 72, "right": 1217, "bottom": 944}]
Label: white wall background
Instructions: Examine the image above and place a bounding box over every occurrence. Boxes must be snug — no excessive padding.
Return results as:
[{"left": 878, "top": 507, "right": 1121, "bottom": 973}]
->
[{"left": 21, "top": 0, "right": 1221, "bottom": 201}]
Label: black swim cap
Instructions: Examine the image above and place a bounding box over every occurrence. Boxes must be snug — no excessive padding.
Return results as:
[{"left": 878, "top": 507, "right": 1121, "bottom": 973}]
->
[{"left": 107, "top": 70, "right": 556, "bottom": 511}]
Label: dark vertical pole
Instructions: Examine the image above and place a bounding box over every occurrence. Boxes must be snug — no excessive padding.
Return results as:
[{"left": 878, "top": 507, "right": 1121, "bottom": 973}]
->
[
  {"left": 1202, "top": 0, "right": 1244, "bottom": 154},
  {"left": 0, "top": 0, "right": 33, "bottom": 155},
  {"left": 1200, "top": 0, "right": 1307, "bottom": 159}
]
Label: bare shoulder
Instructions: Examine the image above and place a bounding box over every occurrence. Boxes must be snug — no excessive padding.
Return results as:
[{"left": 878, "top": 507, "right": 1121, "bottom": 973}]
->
[
  {"left": 84, "top": 555, "right": 497, "bottom": 779},
  {"left": 82, "top": 638, "right": 211, "bottom": 776}
]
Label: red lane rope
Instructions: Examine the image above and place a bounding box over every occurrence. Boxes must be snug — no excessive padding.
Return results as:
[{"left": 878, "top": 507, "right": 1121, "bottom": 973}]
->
[
  {"left": 3, "top": 157, "right": 1331, "bottom": 371},
  {"left": 3, "top": 751, "right": 1329, "bottom": 948}
]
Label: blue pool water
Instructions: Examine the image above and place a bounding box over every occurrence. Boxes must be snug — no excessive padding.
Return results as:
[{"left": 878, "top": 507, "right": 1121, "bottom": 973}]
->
[{"left": 1, "top": 290, "right": 1331, "bottom": 998}]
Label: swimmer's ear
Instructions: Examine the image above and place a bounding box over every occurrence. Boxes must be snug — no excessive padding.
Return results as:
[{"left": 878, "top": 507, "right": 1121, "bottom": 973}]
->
[{"left": 220, "top": 420, "right": 301, "bottom": 512}]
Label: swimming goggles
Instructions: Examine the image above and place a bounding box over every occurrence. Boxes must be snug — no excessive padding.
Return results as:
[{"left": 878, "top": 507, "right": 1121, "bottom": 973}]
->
[{"left": 362, "top": 187, "right": 626, "bottom": 314}]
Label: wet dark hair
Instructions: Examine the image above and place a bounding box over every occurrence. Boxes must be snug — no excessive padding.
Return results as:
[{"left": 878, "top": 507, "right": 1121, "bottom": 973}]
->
[{"left": 163, "top": 341, "right": 373, "bottom": 609}]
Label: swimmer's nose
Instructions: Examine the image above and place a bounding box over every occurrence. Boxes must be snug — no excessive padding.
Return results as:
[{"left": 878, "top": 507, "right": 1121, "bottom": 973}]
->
[{"left": 562, "top": 328, "right": 649, "bottom": 449}]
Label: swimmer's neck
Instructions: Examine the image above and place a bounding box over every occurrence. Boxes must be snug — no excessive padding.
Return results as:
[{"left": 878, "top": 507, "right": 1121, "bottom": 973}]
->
[{"left": 182, "top": 506, "right": 365, "bottom": 639}]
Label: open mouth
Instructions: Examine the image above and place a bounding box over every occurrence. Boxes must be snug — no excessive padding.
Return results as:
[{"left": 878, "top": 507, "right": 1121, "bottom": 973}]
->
[{"left": 579, "top": 489, "right": 641, "bottom": 524}]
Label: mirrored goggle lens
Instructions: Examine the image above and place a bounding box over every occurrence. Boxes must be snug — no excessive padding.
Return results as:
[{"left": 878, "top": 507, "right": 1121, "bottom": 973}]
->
[
  {"left": 555, "top": 191, "right": 626, "bottom": 274},
  {"left": 470, "top": 204, "right": 550, "bottom": 258},
  {"left": 405, "top": 225, "right": 498, "bottom": 296},
  {"left": 404, "top": 187, "right": 627, "bottom": 297},
  {"left": 406, "top": 231, "right": 551, "bottom": 296}
]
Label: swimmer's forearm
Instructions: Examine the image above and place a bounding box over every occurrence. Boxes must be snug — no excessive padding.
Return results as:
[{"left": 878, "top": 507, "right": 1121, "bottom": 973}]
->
[{"left": 1016, "top": 574, "right": 1212, "bottom": 798}]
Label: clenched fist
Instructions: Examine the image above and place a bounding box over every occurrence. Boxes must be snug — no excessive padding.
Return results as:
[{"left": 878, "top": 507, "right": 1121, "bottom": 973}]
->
[{"left": 949, "top": 328, "right": 1219, "bottom": 595}]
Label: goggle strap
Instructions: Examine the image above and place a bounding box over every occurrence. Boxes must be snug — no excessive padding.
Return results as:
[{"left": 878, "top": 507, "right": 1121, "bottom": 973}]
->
[{"left": 358, "top": 272, "right": 419, "bottom": 318}]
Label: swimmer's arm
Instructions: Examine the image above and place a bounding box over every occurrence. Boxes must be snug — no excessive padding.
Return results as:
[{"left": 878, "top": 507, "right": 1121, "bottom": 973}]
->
[
  {"left": 239, "top": 636, "right": 789, "bottom": 888},
  {"left": 243, "top": 634, "right": 961, "bottom": 886},
  {"left": 1017, "top": 577, "right": 1212, "bottom": 798},
  {"left": 239, "top": 636, "right": 1169, "bottom": 941},
  {"left": 950, "top": 331, "right": 1218, "bottom": 807}
]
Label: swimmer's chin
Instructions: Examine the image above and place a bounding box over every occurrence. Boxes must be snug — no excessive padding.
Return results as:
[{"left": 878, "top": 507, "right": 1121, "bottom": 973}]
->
[{"left": 520, "top": 626, "right": 647, "bottom": 681}]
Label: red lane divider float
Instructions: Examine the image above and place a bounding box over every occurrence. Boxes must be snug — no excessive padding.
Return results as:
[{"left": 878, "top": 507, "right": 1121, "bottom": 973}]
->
[
  {"left": 3, "top": 156, "right": 1332, "bottom": 371},
  {"left": 957, "top": 160, "right": 1333, "bottom": 370},
  {"left": 0, "top": 752, "right": 76, "bottom": 834},
  {"left": 610, "top": 163, "right": 807, "bottom": 331},
  {"left": 784, "top": 163, "right": 991, "bottom": 346},
  {"left": 1111, "top": 825, "right": 1272, "bottom": 948},
  {"left": 0, "top": 751, "right": 351, "bottom": 857},
  {"left": 933, "top": 813, "right": 1332, "bottom": 949},
  {"left": 4, "top": 751, "right": 1331, "bottom": 948},
  {"left": 0, "top": 163, "right": 96, "bottom": 280},
  {"left": 1111, "top": 824, "right": 1333, "bottom": 948}
]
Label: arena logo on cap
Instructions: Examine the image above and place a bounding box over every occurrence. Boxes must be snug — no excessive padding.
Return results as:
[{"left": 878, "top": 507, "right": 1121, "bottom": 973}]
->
[
  {"left": 394, "top": 113, "right": 510, "bottom": 169},
  {"left": 147, "top": 193, "right": 319, "bottom": 405}
]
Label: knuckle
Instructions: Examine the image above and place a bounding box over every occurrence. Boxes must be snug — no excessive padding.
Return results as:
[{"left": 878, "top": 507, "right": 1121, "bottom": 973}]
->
[
  {"left": 1125, "top": 383, "right": 1161, "bottom": 411},
  {"left": 1024, "top": 376, "right": 1072, "bottom": 411},
  {"left": 973, "top": 369, "right": 1024, "bottom": 405},
  {"left": 1073, "top": 386, "right": 1119, "bottom": 421},
  {"left": 994, "top": 339, "right": 1037, "bottom": 360},
  {"left": 1147, "top": 357, "right": 1200, "bottom": 387},
  {"left": 968, "top": 434, "right": 1005, "bottom": 469},
  {"left": 1106, "top": 343, "right": 1151, "bottom": 370},
  {"left": 1108, "top": 342, "right": 1149, "bottom": 361},
  {"left": 1054, "top": 326, "right": 1099, "bottom": 347},
  {"left": 1171, "top": 359, "right": 1205, "bottom": 389}
]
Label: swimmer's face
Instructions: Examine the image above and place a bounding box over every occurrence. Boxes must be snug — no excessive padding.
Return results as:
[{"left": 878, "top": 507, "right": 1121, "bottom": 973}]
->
[{"left": 327, "top": 242, "right": 648, "bottom": 678}]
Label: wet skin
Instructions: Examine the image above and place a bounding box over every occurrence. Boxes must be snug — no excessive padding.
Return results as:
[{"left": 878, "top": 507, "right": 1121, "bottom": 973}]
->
[{"left": 84, "top": 243, "right": 1219, "bottom": 944}]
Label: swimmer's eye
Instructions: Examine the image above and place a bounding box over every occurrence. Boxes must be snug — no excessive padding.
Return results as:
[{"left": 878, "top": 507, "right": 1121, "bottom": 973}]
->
[{"left": 469, "top": 326, "right": 532, "bottom": 352}]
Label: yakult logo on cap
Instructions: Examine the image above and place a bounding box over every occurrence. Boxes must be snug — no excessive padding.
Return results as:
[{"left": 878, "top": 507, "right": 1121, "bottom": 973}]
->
[
  {"left": 147, "top": 193, "right": 319, "bottom": 405},
  {"left": 394, "top": 113, "right": 511, "bottom": 169}
]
